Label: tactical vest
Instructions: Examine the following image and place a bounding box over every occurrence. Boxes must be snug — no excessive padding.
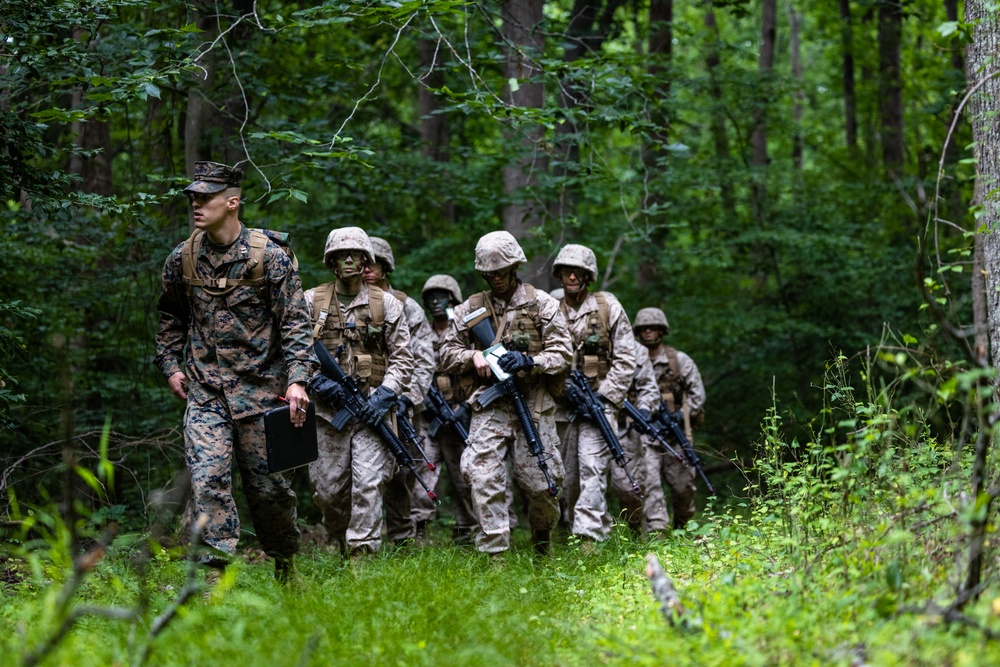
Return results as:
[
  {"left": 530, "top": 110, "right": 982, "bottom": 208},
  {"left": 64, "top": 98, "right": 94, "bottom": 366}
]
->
[
  {"left": 181, "top": 228, "right": 296, "bottom": 299},
  {"left": 561, "top": 291, "right": 611, "bottom": 388},
  {"left": 311, "top": 282, "right": 388, "bottom": 390},
  {"left": 657, "top": 346, "right": 684, "bottom": 413},
  {"left": 468, "top": 284, "right": 565, "bottom": 396}
]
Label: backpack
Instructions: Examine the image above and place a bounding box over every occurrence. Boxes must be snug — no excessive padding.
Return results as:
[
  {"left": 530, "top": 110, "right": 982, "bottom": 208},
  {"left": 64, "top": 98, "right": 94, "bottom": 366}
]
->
[{"left": 180, "top": 228, "right": 297, "bottom": 298}]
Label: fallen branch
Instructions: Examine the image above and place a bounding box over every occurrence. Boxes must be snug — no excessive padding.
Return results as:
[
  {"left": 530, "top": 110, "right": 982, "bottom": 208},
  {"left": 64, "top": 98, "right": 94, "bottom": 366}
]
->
[{"left": 645, "top": 553, "right": 687, "bottom": 627}]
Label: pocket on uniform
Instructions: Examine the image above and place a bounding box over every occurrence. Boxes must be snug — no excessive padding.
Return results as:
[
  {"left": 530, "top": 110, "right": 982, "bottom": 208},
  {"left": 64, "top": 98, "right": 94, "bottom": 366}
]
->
[
  {"left": 353, "top": 354, "right": 373, "bottom": 378},
  {"left": 227, "top": 285, "right": 262, "bottom": 310}
]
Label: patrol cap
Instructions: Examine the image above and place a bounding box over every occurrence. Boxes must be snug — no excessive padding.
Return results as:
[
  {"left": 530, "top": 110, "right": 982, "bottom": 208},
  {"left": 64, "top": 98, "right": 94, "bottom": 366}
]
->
[{"left": 183, "top": 161, "right": 244, "bottom": 194}]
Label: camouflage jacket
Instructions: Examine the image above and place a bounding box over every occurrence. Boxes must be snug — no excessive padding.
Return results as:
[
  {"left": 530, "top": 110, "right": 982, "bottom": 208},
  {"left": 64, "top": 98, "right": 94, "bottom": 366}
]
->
[
  {"left": 154, "top": 224, "right": 317, "bottom": 420},
  {"left": 393, "top": 287, "right": 436, "bottom": 408},
  {"left": 438, "top": 281, "right": 572, "bottom": 413},
  {"left": 560, "top": 290, "right": 636, "bottom": 407},
  {"left": 650, "top": 345, "right": 705, "bottom": 418}
]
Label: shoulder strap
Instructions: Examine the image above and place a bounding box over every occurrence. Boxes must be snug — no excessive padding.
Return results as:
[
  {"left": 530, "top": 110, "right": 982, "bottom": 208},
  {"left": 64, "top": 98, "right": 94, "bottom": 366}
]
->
[
  {"left": 391, "top": 287, "right": 408, "bottom": 305},
  {"left": 181, "top": 229, "right": 206, "bottom": 287},
  {"left": 369, "top": 285, "right": 385, "bottom": 326},
  {"left": 311, "top": 282, "right": 338, "bottom": 341},
  {"left": 665, "top": 346, "right": 681, "bottom": 379},
  {"left": 246, "top": 230, "right": 269, "bottom": 287},
  {"left": 594, "top": 291, "right": 610, "bottom": 331}
]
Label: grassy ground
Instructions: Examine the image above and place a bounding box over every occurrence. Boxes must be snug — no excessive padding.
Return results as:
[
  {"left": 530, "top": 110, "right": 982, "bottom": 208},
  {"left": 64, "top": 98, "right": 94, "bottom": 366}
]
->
[{"left": 3, "top": 508, "right": 999, "bottom": 667}]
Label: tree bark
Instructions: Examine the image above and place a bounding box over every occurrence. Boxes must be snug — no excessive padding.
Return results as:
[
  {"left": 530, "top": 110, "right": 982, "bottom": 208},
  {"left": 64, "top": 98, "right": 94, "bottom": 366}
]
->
[
  {"left": 788, "top": 2, "right": 804, "bottom": 174},
  {"left": 418, "top": 37, "right": 455, "bottom": 225},
  {"left": 750, "top": 0, "right": 776, "bottom": 226},
  {"left": 963, "top": 0, "right": 1000, "bottom": 604},
  {"left": 878, "top": 0, "right": 904, "bottom": 171},
  {"left": 703, "top": 0, "right": 734, "bottom": 218},
  {"left": 185, "top": 6, "right": 217, "bottom": 231},
  {"left": 839, "top": 0, "right": 858, "bottom": 150},
  {"left": 501, "top": 0, "right": 549, "bottom": 284}
]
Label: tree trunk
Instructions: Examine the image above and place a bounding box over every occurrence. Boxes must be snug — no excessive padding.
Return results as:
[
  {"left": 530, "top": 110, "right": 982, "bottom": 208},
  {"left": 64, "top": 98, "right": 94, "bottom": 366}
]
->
[
  {"left": 418, "top": 37, "right": 455, "bottom": 225},
  {"left": 878, "top": 0, "right": 904, "bottom": 171},
  {"left": 703, "top": 0, "right": 734, "bottom": 219},
  {"left": 788, "top": 2, "right": 804, "bottom": 174},
  {"left": 501, "top": 0, "right": 549, "bottom": 285},
  {"left": 750, "top": 0, "right": 776, "bottom": 226},
  {"left": 963, "top": 0, "right": 1000, "bottom": 604},
  {"left": 839, "top": 0, "right": 858, "bottom": 150},
  {"left": 184, "top": 7, "right": 217, "bottom": 231}
]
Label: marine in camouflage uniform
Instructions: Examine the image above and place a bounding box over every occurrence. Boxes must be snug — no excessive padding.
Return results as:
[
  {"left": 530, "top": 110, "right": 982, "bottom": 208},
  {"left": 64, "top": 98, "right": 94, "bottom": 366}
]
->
[
  {"left": 551, "top": 244, "right": 638, "bottom": 543},
  {"left": 616, "top": 343, "right": 660, "bottom": 533},
  {"left": 634, "top": 307, "right": 706, "bottom": 530},
  {"left": 154, "top": 161, "right": 315, "bottom": 580},
  {"left": 304, "top": 227, "right": 414, "bottom": 556},
  {"left": 362, "top": 237, "right": 436, "bottom": 544},
  {"left": 414, "top": 274, "right": 478, "bottom": 544},
  {"left": 439, "top": 231, "right": 572, "bottom": 556}
]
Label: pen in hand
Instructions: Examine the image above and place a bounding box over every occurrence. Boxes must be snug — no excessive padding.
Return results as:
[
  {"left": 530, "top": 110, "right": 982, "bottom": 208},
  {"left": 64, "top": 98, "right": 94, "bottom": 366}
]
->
[{"left": 279, "top": 396, "right": 308, "bottom": 413}]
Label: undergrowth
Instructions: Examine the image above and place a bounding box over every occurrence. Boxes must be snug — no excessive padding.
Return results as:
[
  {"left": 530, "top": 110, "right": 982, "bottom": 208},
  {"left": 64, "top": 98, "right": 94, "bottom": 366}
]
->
[{"left": 3, "top": 346, "right": 1000, "bottom": 665}]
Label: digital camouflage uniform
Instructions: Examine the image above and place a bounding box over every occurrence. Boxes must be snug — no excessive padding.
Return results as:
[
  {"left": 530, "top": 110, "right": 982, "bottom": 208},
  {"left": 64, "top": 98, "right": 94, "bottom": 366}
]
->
[
  {"left": 305, "top": 229, "right": 414, "bottom": 555},
  {"left": 439, "top": 233, "right": 572, "bottom": 554},
  {"left": 413, "top": 323, "right": 478, "bottom": 542},
  {"left": 617, "top": 344, "right": 660, "bottom": 532},
  {"left": 366, "top": 238, "right": 437, "bottom": 544},
  {"left": 552, "top": 246, "right": 637, "bottom": 542},
  {"left": 637, "top": 307, "right": 706, "bottom": 530},
  {"left": 155, "top": 223, "right": 315, "bottom": 560}
]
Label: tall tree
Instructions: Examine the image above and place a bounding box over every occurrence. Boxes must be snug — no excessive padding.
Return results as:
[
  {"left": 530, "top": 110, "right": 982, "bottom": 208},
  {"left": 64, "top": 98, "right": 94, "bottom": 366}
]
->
[
  {"left": 878, "top": 0, "right": 905, "bottom": 170},
  {"left": 501, "top": 0, "right": 548, "bottom": 282},
  {"left": 839, "top": 0, "right": 858, "bottom": 150},
  {"left": 750, "top": 0, "right": 776, "bottom": 225}
]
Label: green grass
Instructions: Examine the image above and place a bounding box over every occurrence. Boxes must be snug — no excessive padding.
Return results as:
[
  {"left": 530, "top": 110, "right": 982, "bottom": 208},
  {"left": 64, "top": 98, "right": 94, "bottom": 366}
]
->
[{"left": 4, "top": 512, "right": 999, "bottom": 667}]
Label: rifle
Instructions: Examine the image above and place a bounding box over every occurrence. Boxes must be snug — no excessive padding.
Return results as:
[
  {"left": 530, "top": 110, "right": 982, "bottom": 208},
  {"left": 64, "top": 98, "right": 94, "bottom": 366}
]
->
[
  {"left": 424, "top": 385, "right": 470, "bottom": 442},
  {"left": 653, "top": 401, "right": 715, "bottom": 495},
  {"left": 563, "top": 370, "right": 642, "bottom": 497},
  {"left": 621, "top": 399, "right": 684, "bottom": 464},
  {"left": 313, "top": 341, "right": 438, "bottom": 504},
  {"left": 395, "top": 403, "right": 436, "bottom": 472},
  {"left": 464, "top": 307, "right": 559, "bottom": 497}
]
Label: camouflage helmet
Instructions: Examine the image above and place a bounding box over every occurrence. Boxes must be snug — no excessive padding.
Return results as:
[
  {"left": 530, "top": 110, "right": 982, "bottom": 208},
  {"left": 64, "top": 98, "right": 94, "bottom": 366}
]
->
[
  {"left": 634, "top": 307, "right": 670, "bottom": 335},
  {"left": 324, "top": 227, "right": 376, "bottom": 268},
  {"left": 369, "top": 236, "right": 395, "bottom": 273},
  {"left": 474, "top": 231, "right": 526, "bottom": 272},
  {"left": 552, "top": 244, "right": 599, "bottom": 283},
  {"left": 422, "top": 274, "right": 463, "bottom": 304}
]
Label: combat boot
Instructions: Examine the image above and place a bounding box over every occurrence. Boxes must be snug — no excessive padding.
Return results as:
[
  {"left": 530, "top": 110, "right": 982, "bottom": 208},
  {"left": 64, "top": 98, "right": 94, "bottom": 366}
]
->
[
  {"left": 532, "top": 530, "right": 551, "bottom": 557},
  {"left": 274, "top": 556, "right": 296, "bottom": 584}
]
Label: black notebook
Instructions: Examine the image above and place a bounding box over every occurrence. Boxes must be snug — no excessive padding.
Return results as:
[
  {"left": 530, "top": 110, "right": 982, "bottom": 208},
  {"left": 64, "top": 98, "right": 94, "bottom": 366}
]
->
[{"left": 264, "top": 403, "right": 318, "bottom": 474}]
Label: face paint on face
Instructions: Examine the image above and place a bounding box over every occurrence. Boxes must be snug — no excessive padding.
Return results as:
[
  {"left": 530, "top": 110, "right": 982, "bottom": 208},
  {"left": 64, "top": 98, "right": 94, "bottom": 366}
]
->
[
  {"left": 481, "top": 267, "right": 516, "bottom": 296},
  {"left": 424, "top": 290, "right": 452, "bottom": 321},
  {"left": 361, "top": 261, "right": 386, "bottom": 286},
  {"left": 333, "top": 250, "right": 366, "bottom": 279},
  {"left": 636, "top": 326, "right": 663, "bottom": 348}
]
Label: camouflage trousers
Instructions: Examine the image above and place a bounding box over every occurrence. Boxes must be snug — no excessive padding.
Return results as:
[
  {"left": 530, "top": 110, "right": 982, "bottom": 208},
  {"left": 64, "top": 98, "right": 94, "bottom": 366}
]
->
[
  {"left": 611, "top": 427, "right": 648, "bottom": 529},
  {"left": 410, "top": 422, "right": 478, "bottom": 543},
  {"left": 184, "top": 397, "right": 299, "bottom": 558},
  {"left": 643, "top": 436, "right": 697, "bottom": 530},
  {"left": 309, "top": 418, "right": 396, "bottom": 553},
  {"left": 557, "top": 405, "right": 630, "bottom": 542},
  {"left": 462, "top": 403, "right": 564, "bottom": 554},
  {"left": 384, "top": 413, "right": 422, "bottom": 543}
]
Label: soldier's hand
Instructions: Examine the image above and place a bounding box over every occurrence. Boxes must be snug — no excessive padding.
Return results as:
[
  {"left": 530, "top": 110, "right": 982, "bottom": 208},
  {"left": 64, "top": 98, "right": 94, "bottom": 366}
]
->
[
  {"left": 395, "top": 395, "right": 414, "bottom": 416},
  {"left": 284, "top": 382, "right": 311, "bottom": 427},
  {"left": 308, "top": 375, "right": 344, "bottom": 409},
  {"left": 498, "top": 351, "right": 534, "bottom": 374},
  {"left": 362, "top": 386, "right": 397, "bottom": 426},
  {"left": 453, "top": 402, "right": 472, "bottom": 432},
  {"left": 472, "top": 350, "right": 492, "bottom": 378},
  {"left": 670, "top": 410, "right": 685, "bottom": 423},
  {"left": 167, "top": 372, "right": 188, "bottom": 401}
]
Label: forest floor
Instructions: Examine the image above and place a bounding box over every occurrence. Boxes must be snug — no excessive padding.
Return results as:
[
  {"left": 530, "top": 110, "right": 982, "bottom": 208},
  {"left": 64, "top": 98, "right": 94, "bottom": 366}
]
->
[{"left": 3, "top": 498, "right": 1000, "bottom": 667}]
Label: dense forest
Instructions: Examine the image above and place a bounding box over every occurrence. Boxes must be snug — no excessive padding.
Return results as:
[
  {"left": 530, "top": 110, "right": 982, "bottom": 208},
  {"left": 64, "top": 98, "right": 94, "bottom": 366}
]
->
[
  {"left": 8, "top": 0, "right": 1000, "bottom": 663},
  {"left": 1, "top": 0, "right": 983, "bottom": 508}
]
